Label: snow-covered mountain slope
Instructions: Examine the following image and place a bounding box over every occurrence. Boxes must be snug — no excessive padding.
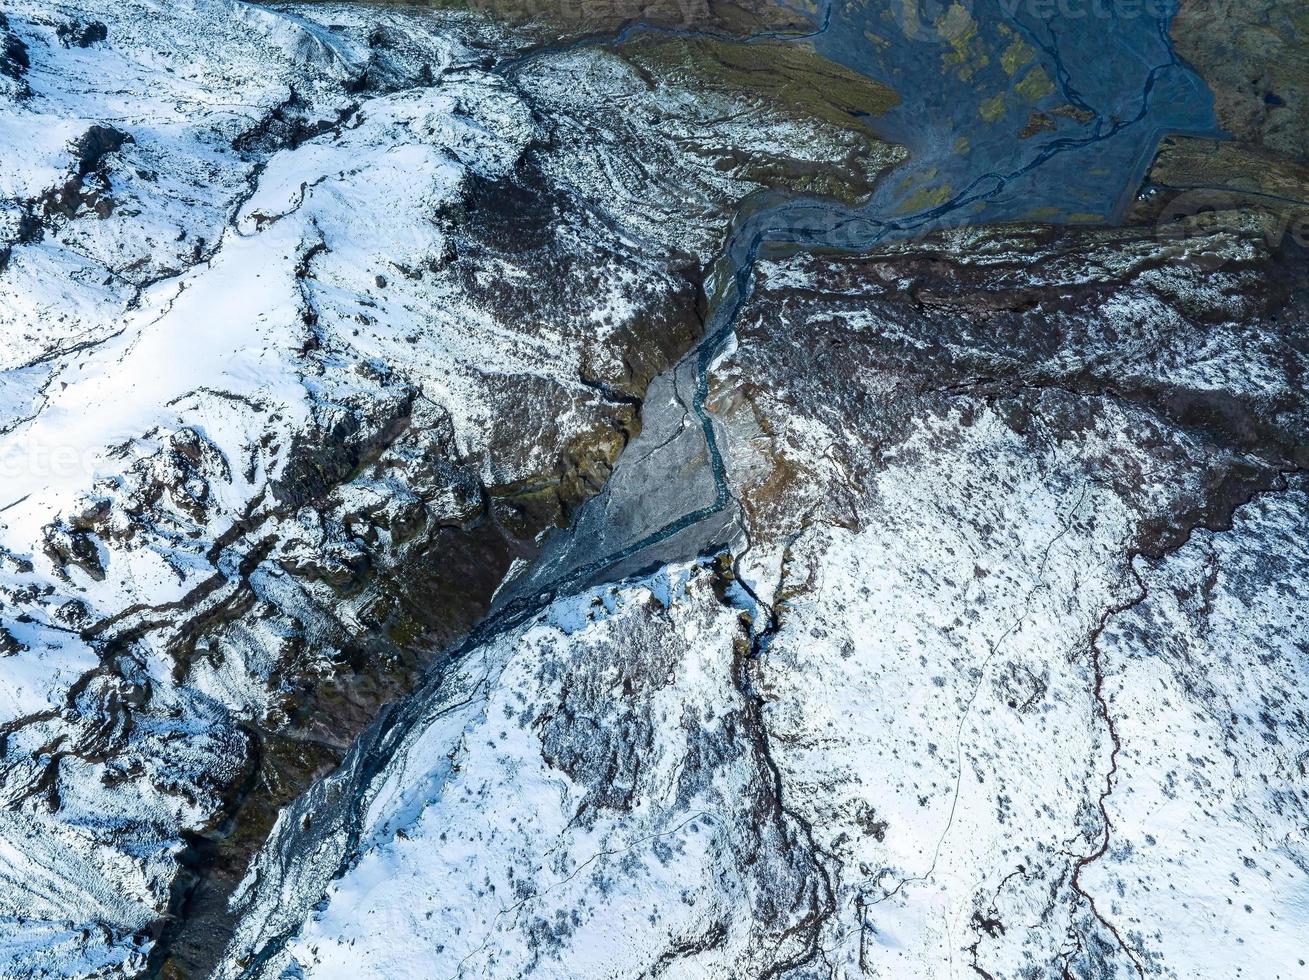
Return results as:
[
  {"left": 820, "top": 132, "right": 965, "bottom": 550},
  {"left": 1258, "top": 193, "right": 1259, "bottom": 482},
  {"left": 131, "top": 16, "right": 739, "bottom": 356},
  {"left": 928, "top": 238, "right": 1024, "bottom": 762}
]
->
[
  {"left": 0, "top": 2, "right": 905, "bottom": 976},
  {"left": 2, "top": 1, "right": 1307, "bottom": 978},
  {"left": 218, "top": 219, "right": 1309, "bottom": 978}
]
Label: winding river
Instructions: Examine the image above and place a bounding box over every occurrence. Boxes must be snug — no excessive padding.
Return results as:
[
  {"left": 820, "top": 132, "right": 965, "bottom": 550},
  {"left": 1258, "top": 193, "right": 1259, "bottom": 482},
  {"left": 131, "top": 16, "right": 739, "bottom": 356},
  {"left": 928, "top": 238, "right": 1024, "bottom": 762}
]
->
[{"left": 220, "top": 1, "right": 1223, "bottom": 973}]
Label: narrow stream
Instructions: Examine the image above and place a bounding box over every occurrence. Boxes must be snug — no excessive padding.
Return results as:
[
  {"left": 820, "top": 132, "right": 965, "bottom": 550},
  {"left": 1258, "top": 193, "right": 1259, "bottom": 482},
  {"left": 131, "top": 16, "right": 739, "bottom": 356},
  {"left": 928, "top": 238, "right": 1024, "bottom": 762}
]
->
[
  {"left": 222, "top": 2, "right": 1222, "bottom": 973},
  {"left": 491, "top": 0, "right": 1220, "bottom": 612}
]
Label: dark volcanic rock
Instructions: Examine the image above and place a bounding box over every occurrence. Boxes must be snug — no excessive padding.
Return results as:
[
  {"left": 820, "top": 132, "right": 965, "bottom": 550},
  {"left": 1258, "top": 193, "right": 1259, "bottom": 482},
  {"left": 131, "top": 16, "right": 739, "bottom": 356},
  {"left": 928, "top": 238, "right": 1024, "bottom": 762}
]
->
[
  {"left": 38, "top": 125, "right": 134, "bottom": 220},
  {"left": 56, "top": 19, "right": 108, "bottom": 48}
]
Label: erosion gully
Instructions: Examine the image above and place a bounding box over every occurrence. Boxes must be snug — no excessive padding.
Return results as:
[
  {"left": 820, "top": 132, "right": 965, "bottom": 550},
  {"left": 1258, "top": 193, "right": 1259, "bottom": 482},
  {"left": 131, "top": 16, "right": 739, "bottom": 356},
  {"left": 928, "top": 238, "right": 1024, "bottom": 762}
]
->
[{"left": 176, "top": 1, "right": 1223, "bottom": 975}]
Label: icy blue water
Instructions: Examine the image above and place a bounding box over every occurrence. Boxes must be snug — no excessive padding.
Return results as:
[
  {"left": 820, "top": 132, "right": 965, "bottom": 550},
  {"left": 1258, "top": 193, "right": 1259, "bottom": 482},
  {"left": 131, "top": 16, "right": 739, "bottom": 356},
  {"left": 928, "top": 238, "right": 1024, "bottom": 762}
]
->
[{"left": 819, "top": 0, "right": 1218, "bottom": 226}]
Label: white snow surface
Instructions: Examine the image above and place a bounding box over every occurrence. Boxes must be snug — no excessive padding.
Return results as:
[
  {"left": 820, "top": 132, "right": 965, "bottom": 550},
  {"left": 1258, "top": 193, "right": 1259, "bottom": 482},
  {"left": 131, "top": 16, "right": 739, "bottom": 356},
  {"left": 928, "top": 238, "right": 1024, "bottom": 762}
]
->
[{"left": 224, "top": 229, "right": 1309, "bottom": 979}]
